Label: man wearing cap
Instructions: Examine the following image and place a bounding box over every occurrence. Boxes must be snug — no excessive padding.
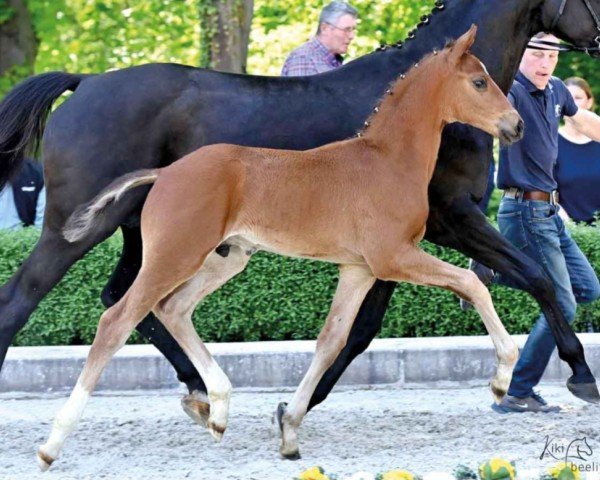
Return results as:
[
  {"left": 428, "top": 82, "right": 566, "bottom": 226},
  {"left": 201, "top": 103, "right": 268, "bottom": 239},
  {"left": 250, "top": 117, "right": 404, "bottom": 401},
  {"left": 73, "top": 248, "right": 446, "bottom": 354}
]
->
[
  {"left": 281, "top": 1, "right": 358, "bottom": 77},
  {"left": 474, "top": 33, "right": 600, "bottom": 413}
]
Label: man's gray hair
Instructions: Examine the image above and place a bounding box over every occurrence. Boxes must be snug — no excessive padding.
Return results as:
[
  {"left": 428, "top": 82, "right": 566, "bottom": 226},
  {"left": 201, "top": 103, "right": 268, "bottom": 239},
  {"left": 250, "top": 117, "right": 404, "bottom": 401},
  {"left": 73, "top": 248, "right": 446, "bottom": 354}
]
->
[{"left": 317, "top": 1, "right": 358, "bottom": 34}]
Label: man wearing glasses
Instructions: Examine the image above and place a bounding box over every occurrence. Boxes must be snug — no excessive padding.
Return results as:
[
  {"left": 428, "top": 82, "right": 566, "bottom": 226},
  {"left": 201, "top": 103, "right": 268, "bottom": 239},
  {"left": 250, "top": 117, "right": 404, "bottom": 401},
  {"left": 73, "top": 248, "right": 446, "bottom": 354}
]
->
[{"left": 281, "top": 1, "right": 358, "bottom": 77}]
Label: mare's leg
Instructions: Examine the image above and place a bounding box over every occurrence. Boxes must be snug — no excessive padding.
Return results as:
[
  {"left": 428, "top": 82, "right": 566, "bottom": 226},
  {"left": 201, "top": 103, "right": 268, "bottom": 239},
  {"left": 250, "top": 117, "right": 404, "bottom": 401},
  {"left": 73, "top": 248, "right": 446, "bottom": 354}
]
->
[
  {"left": 101, "top": 225, "right": 209, "bottom": 413},
  {"left": 0, "top": 226, "right": 113, "bottom": 373},
  {"left": 279, "top": 264, "right": 376, "bottom": 459},
  {"left": 154, "top": 244, "right": 251, "bottom": 430},
  {"left": 426, "top": 196, "right": 599, "bottom": 402},
  {"left": 370, "top": 246, "right": 519, "bottom": 402}
]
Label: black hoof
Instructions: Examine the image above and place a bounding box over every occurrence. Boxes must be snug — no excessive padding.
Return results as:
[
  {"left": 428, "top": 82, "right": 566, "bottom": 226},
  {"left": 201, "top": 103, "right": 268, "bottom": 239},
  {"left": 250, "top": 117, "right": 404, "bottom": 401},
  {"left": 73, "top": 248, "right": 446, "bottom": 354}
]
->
[
  {"left": 282, "top": 450, "right": 301, "bottom": 461},
  {"left": 276, "top": 402, "right": 287, "bottom": 433},
  {"left": 567, "top": 377, "right": 600, "bottom": 404},
  {"left": 489, "top": 381, "right": 506, "bottom": 402}
]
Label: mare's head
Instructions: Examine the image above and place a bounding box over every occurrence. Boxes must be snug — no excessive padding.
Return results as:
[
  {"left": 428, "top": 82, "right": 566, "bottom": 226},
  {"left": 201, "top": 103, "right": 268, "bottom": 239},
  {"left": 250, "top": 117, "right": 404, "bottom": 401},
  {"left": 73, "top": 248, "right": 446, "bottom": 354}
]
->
[
  {"left": 439, "top": 26, "right": 524, "bottom": 144},
  {"left": 542, "top": 0, "right": 600, "bottom": 58}
]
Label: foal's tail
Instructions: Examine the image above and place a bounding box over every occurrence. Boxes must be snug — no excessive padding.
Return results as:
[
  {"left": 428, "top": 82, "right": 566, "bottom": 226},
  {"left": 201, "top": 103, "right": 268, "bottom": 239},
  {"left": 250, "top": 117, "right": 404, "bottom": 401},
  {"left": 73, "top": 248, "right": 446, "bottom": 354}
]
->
[
  {"left": 0, "top": 72, "right": 88, "bottom": 189},
  {"left": 63, "top": 169, "right": 160, "bottom": 243}
]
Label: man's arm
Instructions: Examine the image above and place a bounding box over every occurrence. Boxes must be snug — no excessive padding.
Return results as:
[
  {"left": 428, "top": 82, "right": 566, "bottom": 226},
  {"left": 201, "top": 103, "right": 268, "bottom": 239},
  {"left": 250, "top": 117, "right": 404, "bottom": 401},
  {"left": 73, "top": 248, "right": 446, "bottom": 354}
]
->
[{"left": 566, "top": 109, "right": 600, "bottom": 142}]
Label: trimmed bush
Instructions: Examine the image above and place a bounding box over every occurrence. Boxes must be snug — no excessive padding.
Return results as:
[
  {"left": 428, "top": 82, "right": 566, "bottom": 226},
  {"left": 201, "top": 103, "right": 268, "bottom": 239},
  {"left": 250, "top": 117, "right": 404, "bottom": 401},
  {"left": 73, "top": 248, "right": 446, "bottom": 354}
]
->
[{"left": 0, "top": 223, "right": 598, "bottom": 346}]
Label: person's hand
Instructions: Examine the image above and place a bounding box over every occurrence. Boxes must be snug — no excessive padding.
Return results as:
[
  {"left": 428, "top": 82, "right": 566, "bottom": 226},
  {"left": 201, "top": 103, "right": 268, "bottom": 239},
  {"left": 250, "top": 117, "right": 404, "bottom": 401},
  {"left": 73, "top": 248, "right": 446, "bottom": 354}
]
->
[{"left": 558, "top": 204, "right": 573, "bottom": 224}]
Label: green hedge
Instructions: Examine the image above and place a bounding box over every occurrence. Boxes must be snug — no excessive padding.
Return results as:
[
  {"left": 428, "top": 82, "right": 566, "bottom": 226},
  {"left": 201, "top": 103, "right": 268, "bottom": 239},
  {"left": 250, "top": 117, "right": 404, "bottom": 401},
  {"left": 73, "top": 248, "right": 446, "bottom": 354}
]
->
[{"left": 1, "top": 224, "right": 598, "bottom": 347}]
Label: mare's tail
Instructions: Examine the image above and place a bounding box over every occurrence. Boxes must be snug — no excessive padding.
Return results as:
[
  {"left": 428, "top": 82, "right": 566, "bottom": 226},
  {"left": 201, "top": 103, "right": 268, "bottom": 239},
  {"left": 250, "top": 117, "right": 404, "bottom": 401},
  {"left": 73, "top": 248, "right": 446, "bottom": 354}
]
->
[
  {"left": 0, "top": 72, "right": 88, "bottom": 189},
  {"left": 63, "top": 169, "right": 160, "bottom": 243}
]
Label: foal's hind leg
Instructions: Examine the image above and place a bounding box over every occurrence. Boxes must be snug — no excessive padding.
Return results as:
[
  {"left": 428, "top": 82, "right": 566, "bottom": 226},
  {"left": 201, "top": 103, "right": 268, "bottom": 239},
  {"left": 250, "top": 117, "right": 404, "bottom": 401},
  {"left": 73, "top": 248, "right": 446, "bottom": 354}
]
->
[
  {"left": 370, "top": 246, "right": 519, "bottom": 403},
  {"left": 37, "top": 281, "right": 163, "bottom": 471},
  {"left": 153, "top": 245, "right": 252, "bottom": 437},
  {"left": 37, "top": 240, "right": 222, "bottom": 469},
  {"left": 279, "top": 264, "right": 375, "bottom": 459}
]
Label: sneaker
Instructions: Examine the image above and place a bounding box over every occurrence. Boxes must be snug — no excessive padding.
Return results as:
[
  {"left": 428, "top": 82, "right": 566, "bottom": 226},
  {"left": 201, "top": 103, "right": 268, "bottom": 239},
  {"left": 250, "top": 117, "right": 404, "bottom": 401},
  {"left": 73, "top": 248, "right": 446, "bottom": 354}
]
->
[
  {"left": 460, "top": 259, "right": 495, "bottom": 311},
  {"left": 491, "top": 391, "right": 562, "bottom": 413}
]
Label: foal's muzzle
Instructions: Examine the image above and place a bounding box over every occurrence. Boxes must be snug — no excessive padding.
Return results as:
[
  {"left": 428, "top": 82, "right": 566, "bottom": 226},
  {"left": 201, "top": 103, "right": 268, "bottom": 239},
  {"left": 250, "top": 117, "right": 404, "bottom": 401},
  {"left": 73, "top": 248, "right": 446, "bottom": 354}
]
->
[{"left": 498, "top": 113, "right": 524, "bottom": 145}]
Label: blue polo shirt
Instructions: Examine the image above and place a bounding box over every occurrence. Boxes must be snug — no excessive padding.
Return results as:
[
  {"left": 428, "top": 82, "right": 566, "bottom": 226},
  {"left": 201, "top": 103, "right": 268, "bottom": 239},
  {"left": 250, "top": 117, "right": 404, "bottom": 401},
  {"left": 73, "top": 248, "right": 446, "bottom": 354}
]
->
[{"left": 497, "top": 71, "right": 578, "bottom": 192}]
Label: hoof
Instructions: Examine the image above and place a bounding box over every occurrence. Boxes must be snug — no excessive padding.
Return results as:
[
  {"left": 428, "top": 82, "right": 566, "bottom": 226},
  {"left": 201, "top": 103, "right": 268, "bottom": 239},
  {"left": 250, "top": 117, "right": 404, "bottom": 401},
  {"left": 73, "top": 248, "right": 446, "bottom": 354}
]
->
[
  {"left": 208, "top": 421, "right": 226, "bottom": 443},
  {"left": 36, "top": 449, "right": 54, "bottom": 472},
  {"left": 489, "top": 381, "right": 506, "bottom": 405},
  {"left": 276, "top": 402, "right": 287, "bottom": 434},
  {"left": 181, "top": 391, "right": 211, "bottom": 428},
  {"left": 276, "top": 402, "right": 301, "bottom": 459},
  {"left": 567, "top": 377, "right": 600, "bottom": 404},
  {"left": 281, "top": 449, "right": 302, "bottom": 461}
]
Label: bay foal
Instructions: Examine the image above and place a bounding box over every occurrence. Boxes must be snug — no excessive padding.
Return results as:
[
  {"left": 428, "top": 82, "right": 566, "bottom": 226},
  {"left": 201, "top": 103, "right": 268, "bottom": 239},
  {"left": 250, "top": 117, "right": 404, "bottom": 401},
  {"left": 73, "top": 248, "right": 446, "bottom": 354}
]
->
[{"left": 39, "top": 27, "right": 522, "bottom": 468}]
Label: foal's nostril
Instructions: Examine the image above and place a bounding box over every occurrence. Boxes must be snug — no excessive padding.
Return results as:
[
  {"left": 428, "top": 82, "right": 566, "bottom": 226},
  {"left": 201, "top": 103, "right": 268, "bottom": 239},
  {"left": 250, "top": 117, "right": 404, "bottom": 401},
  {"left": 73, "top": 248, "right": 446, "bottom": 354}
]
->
[{"left": 516, "top": 119, "right": 524, "bottom": 138}]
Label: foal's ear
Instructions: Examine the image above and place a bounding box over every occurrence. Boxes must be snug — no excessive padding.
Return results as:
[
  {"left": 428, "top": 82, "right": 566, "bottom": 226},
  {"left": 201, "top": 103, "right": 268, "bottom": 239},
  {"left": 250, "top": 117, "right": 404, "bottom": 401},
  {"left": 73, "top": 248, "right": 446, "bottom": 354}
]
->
[{"left": 449, "top": 24, "right": 478, "bottom": 64}]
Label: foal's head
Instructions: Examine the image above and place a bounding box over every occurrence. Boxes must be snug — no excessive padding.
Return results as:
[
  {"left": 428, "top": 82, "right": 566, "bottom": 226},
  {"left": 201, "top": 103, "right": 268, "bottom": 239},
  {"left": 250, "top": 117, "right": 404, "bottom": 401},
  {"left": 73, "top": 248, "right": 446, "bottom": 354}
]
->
[{"left": 439, "top": 26, "right": 523, "bottom": 144}]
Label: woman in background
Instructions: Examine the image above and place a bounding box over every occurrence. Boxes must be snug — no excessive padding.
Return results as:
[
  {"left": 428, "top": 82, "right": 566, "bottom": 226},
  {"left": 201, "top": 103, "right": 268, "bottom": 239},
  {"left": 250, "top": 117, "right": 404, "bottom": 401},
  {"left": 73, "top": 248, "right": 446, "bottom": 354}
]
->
[{"left": 556, "top": 77, "right": 600, "bottom": 224}]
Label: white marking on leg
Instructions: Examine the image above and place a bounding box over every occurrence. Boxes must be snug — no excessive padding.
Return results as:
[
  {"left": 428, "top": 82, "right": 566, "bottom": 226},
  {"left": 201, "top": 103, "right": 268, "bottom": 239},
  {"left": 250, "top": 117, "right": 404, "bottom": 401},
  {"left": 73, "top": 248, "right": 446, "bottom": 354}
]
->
[
  {"left": 153, "top": 248, "right": 248, "bottom": 438},
  {"left": 204, "top": 360, "right": 232, "bottom": 442},
  {"left": 466, "top": 274, "right": 519, "bottom": 401},
  {"left": 38, "top": 384, "right": 90, "bottom": 469}
]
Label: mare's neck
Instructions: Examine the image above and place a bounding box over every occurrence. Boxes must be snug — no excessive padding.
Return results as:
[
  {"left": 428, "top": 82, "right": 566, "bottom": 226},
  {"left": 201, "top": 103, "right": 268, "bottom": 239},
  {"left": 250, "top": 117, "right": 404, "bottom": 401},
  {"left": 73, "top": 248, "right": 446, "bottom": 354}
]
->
[{"left": 320, "top": 0, "right": 543, "bottom": 101}]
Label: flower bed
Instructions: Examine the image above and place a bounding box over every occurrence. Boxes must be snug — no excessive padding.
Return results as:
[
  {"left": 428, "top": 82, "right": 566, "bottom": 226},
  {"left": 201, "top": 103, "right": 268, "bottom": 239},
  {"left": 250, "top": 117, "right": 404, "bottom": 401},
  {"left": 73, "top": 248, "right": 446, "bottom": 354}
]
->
[{"left": 294, "top": 459, "right": 584, "bottom": 480}]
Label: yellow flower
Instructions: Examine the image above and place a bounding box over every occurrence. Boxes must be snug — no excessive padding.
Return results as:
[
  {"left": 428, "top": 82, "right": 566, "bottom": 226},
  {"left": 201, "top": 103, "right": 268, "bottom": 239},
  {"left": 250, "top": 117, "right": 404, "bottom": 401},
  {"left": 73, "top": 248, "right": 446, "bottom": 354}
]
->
[
  {"left": 381, "top": 470, "right": 415, "bottom": 480},
  {"left": 298, "top": 466, "right": 330, "bottom": 480},
  {"left": 548, "top": 462, "right": 580, "bottom": 480},
  {"left": 478, "top": 458, "right": 516, "bottom": 480}
]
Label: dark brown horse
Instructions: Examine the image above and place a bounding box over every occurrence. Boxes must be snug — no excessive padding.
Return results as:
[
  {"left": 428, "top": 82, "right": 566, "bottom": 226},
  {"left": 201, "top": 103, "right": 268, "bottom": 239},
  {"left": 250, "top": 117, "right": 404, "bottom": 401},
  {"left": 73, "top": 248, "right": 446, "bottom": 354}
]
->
[
  {"left": 0, "top": 0, "right": 599, "bottom": 428},
  {"left": 35, "top": 28, "right": 522, "bottom": 468}
]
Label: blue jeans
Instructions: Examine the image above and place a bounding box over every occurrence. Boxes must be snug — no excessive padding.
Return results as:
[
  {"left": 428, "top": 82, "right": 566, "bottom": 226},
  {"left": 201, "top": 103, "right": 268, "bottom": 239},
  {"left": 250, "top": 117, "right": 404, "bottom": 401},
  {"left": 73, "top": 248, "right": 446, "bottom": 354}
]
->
[{"left": 496, "top": 197, "right": 600, "bottom": 397}]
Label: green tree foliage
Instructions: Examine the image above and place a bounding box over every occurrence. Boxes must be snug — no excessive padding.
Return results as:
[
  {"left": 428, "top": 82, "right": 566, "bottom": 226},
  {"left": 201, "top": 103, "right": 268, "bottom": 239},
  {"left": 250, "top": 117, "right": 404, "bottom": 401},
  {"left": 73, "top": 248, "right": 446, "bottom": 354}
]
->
[
  {"left": 0, "top": 0, "right": 14, "bottom": 24},
  {"left": 28, "top": 0, "right": 200, "bottom": 75},
  {"left": 0, "top": 2, "right": 599, "bottom": 347},
  {"left": 0, "top": 0, "right": 36, "bottom": 96},
  {"left": 556, "top": 54, "right": 600, "bottom": 111}
]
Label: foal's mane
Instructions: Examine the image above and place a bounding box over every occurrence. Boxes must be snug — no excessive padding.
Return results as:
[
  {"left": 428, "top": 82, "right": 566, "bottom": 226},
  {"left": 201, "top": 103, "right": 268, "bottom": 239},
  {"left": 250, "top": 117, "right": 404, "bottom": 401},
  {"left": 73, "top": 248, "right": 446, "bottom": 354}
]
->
[{"left": 356, "top": 47, "right": 444, "bottom": 137}]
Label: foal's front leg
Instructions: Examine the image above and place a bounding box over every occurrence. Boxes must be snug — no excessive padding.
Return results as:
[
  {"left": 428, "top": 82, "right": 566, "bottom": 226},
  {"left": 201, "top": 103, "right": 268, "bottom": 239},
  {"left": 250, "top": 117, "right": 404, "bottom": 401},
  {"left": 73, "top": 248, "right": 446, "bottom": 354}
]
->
[
  {"left": 370, "top": 246, "right": 519, "bottom": 403},
  {"left": 279, "top": 264, "right": 376, "bottom": 459},
  {"left": 152, "top": 247, "right": 252, "bottom": 439}
]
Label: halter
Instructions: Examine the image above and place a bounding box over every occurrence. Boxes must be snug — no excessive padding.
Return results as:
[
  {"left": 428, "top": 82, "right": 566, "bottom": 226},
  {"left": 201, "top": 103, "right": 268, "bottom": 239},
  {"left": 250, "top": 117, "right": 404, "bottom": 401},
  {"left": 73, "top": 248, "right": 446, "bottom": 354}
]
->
[{"left": 534, "top": 0, "right": 600, "bottom": 54}]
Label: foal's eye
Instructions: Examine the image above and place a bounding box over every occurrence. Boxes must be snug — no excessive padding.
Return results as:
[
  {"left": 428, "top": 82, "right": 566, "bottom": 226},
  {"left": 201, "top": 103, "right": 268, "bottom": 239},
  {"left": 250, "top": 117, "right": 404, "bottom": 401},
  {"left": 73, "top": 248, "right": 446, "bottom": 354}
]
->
[{"left": 473, "top": 78, "right": 488, "bottom": 90}]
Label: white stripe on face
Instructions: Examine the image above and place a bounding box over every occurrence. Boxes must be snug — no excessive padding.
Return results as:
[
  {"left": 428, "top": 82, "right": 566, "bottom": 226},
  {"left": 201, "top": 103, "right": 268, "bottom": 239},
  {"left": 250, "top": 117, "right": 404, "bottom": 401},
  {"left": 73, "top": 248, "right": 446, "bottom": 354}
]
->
[{"left": 477, "top": 59, "right": 489, "bottom": 76}]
